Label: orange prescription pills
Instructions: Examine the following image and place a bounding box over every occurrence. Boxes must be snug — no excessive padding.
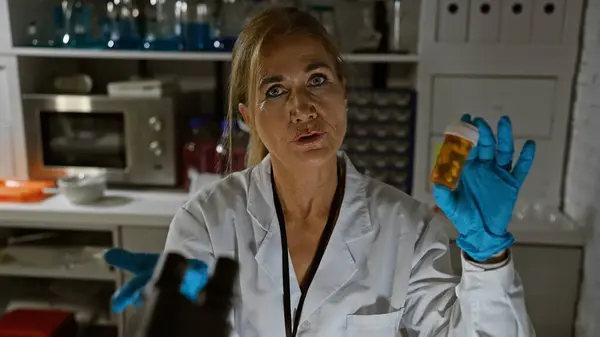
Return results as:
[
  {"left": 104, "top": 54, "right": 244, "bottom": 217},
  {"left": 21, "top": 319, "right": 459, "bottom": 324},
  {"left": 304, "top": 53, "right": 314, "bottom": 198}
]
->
[{"left": 430, "top": 122, "right": 479, "bottom": 190}]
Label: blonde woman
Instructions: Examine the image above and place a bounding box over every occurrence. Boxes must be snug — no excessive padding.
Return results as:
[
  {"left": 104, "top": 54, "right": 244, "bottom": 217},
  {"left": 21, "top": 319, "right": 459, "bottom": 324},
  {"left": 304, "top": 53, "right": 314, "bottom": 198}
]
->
[{"left": 105, "top": 7, "right": 536, "bottom": 337}]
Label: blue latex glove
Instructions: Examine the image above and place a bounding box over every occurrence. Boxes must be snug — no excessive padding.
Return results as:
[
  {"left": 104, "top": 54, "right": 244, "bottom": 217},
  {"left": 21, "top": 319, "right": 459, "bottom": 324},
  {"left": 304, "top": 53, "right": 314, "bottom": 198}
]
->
[
  {"left": 433, "top": 115, "right": 536, "bottom": 262},
  {"left": 104, "top": 248, "right": 209, "bottom": 313}
]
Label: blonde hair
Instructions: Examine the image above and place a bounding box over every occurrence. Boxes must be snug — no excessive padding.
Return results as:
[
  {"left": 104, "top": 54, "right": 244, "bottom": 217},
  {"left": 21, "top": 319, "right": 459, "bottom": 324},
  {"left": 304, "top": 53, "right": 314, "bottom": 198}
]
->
[{"left": 227, "top": 7, "right": 346, "bottom": 168}]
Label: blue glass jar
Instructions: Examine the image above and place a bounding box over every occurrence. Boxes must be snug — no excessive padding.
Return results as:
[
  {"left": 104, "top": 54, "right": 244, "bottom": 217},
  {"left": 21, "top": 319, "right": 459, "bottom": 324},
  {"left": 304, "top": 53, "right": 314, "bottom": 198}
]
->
[
  {"left": 64, "top": 0, "right": 93, "bottom": 48},
  {"left": 184, "top": 2, "right": 213, "bottom": 51},
  {"left": 143, "top": 0, "right": 183, "bottom": 51}
]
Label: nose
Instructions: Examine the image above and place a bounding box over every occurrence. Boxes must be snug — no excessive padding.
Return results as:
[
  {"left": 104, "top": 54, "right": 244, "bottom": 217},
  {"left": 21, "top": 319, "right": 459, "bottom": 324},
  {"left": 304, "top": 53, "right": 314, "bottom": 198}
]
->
[{"left": 290, "top": 89, "right": 317, "bottom": 124}]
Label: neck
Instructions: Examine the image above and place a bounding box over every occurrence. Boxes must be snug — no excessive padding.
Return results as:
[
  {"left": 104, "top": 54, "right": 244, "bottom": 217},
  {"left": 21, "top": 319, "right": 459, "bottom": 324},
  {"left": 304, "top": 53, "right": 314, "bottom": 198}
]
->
[{"left": 271, "top": 155, "right": 339, "bottom": 219}]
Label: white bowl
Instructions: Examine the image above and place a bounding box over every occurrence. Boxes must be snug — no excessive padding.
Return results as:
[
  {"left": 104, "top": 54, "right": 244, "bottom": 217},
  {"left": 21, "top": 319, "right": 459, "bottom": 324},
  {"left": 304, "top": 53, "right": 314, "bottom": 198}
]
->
[{"left": 58, "top": 169, "right": 107, "bottom": 205}]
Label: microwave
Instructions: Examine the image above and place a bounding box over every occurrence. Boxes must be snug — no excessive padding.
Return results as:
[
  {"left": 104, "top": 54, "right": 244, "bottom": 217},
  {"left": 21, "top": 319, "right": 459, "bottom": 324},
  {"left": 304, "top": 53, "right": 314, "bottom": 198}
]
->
[{"left": 22, "top": 94, "right": 197, "bottom": 186}]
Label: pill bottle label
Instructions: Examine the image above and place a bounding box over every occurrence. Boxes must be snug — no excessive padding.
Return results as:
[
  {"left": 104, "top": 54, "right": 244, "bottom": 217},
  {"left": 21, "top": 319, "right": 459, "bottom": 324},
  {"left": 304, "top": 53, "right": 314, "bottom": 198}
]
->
[{"left": 430, "top": 133, "right": 474, "bottom": 190}]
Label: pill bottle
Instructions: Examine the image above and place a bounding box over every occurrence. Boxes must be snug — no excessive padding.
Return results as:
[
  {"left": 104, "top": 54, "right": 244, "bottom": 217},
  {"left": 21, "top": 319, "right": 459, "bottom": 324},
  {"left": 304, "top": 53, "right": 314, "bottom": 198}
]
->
[{"left": 430, "top": 122, "right": 479, "bottom": 190}]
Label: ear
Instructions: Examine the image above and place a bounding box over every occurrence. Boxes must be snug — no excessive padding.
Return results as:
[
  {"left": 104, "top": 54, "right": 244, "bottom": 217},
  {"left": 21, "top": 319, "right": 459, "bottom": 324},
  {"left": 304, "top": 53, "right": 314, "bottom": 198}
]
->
[{"left": 238, "top": 103, "right": 249, "bottom": 125}]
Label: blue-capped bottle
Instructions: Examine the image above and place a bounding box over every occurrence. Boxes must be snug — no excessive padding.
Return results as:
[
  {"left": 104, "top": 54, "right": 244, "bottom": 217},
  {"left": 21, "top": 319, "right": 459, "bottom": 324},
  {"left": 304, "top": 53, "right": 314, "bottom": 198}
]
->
[{"left": 184, "top": 2, "right": 213, "bottom": 51}]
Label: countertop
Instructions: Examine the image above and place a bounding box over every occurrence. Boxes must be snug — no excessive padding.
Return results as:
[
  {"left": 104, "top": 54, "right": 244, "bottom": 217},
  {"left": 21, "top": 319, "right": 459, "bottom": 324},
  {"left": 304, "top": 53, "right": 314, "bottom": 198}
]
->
[
  {"left": 0, "top": 189, "right": 190, "bottom": 227},
  {"left": 0, "top": 189, "right": 585, "bottom": 247}
]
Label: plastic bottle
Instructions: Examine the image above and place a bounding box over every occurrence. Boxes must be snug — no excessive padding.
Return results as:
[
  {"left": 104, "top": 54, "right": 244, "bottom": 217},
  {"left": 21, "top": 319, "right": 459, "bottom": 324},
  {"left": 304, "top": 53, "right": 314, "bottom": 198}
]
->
[
  {"left": 183, "top": 117, "right": 218, "bottom": 189},
  {"left": 430, "top": 121, "right": 479, "bottom": 190}
]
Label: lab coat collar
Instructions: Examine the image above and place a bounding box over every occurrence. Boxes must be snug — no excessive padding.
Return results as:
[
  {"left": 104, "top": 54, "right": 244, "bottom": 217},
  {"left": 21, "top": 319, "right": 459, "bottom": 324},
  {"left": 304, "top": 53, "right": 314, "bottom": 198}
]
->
[
  {"left": 246, "top": 151, "right": 372, "bottom": 239},
  {"left": 247, "top": 152, "right": 374, "bottom": 323}
]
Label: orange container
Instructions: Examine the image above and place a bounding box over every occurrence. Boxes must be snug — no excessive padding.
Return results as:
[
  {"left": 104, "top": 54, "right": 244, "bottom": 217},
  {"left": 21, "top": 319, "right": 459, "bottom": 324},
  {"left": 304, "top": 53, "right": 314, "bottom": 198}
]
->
[{"left": 0, "top": 180, "right": 56, "bottom": 203}]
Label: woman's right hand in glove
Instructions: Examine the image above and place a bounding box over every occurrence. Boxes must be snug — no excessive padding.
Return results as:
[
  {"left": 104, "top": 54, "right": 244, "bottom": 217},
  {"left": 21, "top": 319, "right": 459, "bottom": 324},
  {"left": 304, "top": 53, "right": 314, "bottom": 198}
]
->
[{"left": 104, "top": 248, "right": 209, "bottom": 313}]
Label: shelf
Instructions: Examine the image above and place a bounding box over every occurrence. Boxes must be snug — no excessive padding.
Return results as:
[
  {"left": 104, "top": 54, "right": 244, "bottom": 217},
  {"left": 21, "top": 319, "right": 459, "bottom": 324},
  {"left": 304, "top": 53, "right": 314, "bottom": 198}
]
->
[
  {"left": 8, "top": 47, "right": 419, "bottom": 63},
  {"left": 342, "top": 53, "right": 419, "bottom": 63},
  {"left": 0, "top": 246, "right": 117, "bottom": 281},
  {"left": 0, "top": 277, "right": 117, "bottom": 326}
]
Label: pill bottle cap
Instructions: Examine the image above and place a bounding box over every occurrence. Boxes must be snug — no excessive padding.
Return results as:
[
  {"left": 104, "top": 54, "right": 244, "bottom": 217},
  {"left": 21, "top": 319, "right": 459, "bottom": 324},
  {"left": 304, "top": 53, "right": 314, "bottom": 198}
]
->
[{"left": 444, "top": 122, "right": 479, "bottom": 144}]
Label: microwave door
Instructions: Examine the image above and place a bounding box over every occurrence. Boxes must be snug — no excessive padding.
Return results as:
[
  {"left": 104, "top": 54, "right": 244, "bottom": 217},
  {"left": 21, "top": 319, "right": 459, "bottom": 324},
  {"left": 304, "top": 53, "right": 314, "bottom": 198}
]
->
[{"left": 40, "top": 111, "right": 127, "bottom": 170}]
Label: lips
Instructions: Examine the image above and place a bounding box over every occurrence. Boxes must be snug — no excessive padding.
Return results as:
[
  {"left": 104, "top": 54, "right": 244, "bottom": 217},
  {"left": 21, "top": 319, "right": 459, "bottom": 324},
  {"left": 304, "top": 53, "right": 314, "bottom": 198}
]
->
[
  {"left": 294, "top": 131, "right": 326, "bottom": 145},
  {"left": 294, "top": 131, "right": 324, "bottom": 141}
]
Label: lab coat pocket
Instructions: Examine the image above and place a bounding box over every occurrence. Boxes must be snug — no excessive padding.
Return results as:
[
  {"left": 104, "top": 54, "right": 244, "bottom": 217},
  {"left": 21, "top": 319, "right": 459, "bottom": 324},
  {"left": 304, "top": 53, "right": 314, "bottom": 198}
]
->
[{"left": 346, "top": 308, "right": 405, "bottom": 337}]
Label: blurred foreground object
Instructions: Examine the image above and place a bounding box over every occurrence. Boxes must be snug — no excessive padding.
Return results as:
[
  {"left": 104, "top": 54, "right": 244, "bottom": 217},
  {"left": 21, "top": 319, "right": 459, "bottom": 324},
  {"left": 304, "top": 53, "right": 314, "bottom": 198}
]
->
[
  {"left": 0, "top": 309, "right": 77, "bottom": 337},
  {"left": 135, "top": 253, "right": 238, "bottom": 337}
]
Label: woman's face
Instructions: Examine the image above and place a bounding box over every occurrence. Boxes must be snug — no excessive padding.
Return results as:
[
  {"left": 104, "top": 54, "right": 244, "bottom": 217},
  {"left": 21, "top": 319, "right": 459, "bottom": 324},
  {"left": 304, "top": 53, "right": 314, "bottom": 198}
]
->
[{"left": 242, "top": 35, "right": 347, "bottom": 168}]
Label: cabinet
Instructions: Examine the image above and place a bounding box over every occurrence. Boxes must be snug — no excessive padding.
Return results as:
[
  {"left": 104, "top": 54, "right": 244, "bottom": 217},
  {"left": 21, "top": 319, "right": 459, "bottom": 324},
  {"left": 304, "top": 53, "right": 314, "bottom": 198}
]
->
[
  {"left": 500, "top": 0, "right": 534, "bottom": 43},
  {"left": 0, "top": 0, "right": 11, "bottom": 52},
  {"left": 0, "top": 56, "right": 25, "bottom": 179},
  {"left": 0, "top": 61, "right": 14, "bottom": 178},
  {"left": 531, "top": 0, "right": 567, "bottom": 43},
  {"left": 437, "top": 0, "right": 470, "bottom": 42},
  {"left": 415, "top": 0, "right": 584, "bottom": 207},
  {"left": 430, "top": 76, "right": 556, "bottom": 137},
  {"left": 468, "top": 0, "right": 501, "bottom": 42}
]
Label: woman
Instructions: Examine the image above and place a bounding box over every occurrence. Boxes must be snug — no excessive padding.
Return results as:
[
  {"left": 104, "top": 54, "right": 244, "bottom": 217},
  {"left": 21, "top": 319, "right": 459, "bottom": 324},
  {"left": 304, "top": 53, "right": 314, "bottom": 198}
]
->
[{"left": 105, "top": 7, "right": 536, "bottom": 336}]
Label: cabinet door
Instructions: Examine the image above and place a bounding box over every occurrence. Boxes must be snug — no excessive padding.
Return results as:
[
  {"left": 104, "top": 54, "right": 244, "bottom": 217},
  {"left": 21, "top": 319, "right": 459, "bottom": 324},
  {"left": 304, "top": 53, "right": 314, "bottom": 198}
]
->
[
  {"left": 468, "top": 0, "right": 501, "bottom": 42},
  {"left": 120, "top": 227, "right": 169, "bottom": 253},
  {"left": 0, "top": 57, "right": 21, "bottom": 179},
  {"left": 500, "top": 0, "right": 534, "bottom": 43},
  {"left": 437, "top": 0, "right": 470, "bottom": 42},
  {"left": 531, "top": 0, "right": 566, "bottom": 43},
  {"left": 431, "top": 76, "right": 556, "bottom": 138},
  {"left": 0, "top": 0, "right": 12, "bottom": 51}
]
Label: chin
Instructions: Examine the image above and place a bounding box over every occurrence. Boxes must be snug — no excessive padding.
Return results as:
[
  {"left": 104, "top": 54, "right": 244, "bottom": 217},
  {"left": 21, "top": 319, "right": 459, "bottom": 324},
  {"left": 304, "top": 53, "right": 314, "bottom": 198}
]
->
[{"left": 291, "top": 146, "right": 339, "bottom": 167}]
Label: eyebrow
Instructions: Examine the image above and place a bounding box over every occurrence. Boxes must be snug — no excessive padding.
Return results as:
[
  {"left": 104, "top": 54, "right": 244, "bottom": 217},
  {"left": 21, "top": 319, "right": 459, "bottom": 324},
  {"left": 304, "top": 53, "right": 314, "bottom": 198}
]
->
[
  {"left": 259, "top": 75, "right": 284, "bottom": 89},
  {"left": 305, "top": 62, "right": 331, "bottom": 72},
  {"left": 259, "top": 62, "right": 332, "bottom": 89}
]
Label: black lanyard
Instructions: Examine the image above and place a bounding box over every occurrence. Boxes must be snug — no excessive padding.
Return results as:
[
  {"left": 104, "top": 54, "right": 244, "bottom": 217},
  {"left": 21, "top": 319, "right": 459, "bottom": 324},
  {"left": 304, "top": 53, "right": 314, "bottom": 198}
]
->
[{"left": 271, "top": 161, "right": 344, "bottom": 337}]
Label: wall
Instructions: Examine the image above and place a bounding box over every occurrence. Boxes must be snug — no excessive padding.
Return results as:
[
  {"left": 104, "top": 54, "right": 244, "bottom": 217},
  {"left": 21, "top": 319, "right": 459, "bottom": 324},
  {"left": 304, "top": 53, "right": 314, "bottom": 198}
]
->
[{"left": 565, "top": 0, "right": 600, "bottom": 335}]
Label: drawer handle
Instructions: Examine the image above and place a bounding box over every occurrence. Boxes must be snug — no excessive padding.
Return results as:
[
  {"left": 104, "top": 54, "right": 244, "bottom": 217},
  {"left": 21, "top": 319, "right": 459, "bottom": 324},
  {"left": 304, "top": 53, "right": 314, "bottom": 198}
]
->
[
  {"left": 544, "top": 2, "right": 555, "bottom": 14},
  {"left": 480, "top": 2, "right": 491, "bottom": 14},
  {"left": 447, "top": 3, "right": 459, "bottom": 14},
  {"left": 512, "top": 3, "right": 523, "bottom": 14}
]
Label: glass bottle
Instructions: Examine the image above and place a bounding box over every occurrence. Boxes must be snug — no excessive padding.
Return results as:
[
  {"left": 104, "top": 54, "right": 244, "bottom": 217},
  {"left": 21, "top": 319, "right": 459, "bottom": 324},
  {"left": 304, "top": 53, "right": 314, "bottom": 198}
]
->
[
  {"left": 214, "top": 0, "right": 246, "bottom": 51},
  {"left": 26, "top": 21, "right": 41, "bottom": 46},
  {"left": 64, "top": 0, "right": 93, "bottom": 48},
  {"left": 144, "top": 0, "right": 181, "bottom": 50},
  {"left": 112, "top": 0, "right": 141, "bottom": 49},
  {"left": 185, "top": 2, "right": 213, "bottom": 50},
  {"left": 353, "top": 3, "right": 382, "bottom": 52}
]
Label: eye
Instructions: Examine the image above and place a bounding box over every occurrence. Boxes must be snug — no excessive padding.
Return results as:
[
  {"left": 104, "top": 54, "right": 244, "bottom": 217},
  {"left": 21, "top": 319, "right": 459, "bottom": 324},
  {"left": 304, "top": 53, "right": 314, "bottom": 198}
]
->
[
  {"left": 266, "top": 85, "right": 285, "bottom": 98},
  {"left": 308, "top": 74, "right": 328, "bottom": 87}
]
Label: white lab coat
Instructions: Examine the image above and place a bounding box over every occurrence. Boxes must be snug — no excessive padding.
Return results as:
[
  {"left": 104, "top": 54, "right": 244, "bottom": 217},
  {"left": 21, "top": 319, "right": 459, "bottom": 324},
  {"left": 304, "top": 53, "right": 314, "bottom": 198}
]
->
[{"left": 164, "top": 153, "right": 535, "bottom": 337}]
